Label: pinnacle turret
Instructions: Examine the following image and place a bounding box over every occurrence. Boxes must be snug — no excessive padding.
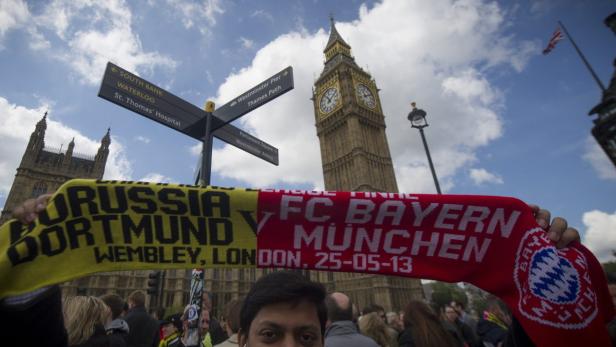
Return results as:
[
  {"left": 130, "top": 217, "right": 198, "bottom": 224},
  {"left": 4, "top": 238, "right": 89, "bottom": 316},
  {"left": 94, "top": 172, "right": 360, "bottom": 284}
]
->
[{"left": 325, "top": 15, "right": 350, "bottom": 52}]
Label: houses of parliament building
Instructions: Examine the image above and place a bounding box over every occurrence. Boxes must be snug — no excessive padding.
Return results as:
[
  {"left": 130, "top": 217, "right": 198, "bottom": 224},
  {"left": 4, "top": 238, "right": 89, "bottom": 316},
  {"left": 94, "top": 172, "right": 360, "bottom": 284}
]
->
[{"left": 0, "top": 19, "right": 423, "bottom": 316}]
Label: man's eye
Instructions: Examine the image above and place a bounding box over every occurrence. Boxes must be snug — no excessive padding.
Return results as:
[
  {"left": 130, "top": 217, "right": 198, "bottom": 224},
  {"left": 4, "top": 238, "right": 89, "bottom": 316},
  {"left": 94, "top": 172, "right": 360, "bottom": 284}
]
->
[
  {"left": 260, "top": 330, "right": 278, "bottom": 341},
  {"left": 299, "top": 333, "right": 317, "bottom": 346}
]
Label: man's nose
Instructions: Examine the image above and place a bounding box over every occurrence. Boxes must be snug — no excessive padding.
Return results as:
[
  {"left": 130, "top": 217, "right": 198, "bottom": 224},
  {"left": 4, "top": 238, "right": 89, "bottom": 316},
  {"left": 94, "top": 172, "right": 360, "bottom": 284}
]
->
[{"left": 280, "top": 334, "right": 301, "bottom": 347}]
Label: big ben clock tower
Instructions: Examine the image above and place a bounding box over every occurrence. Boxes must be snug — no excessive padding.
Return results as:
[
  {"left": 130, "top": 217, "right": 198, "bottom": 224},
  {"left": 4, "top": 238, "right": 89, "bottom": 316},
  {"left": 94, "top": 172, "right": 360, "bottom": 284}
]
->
[{"left": 312, "top": 17, "right": 423, "bottom": 310}]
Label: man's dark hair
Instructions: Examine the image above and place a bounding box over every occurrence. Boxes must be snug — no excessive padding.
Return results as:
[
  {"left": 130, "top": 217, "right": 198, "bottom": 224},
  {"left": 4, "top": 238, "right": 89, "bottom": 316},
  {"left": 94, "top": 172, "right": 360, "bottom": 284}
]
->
[
  {"left": 325, "top": 295, "right": 353, "bottom": 322},
  {"left": 223, "top": 298, "right": 243, "bottom": 334},
  {"left": 128, "top": 290, "right": 146, "bottom": 307},
  {"left": 362, "top": 303, "right": 385, "bottom": 315},
  {"left": 451, "top": 299, "right": 465, "bottom": 310},
  {"left": 100, "top": 293, "right": 125, "bottom": 319},
  {"left": 240, "top": 271, "right": 327, "bottom": 335}
]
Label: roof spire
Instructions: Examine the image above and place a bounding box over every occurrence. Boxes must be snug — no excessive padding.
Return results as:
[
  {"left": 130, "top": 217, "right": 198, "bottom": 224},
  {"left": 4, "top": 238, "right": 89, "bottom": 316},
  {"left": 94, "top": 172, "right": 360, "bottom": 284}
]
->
[{"left": 325, "top": 15, "right": 350, "bottom": 51}]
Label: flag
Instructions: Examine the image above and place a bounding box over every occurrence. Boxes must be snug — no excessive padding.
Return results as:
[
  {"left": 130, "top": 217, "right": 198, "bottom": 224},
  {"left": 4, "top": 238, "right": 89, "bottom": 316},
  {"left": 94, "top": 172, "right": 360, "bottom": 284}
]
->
[{"left": 543, "top": 27, "right": 564, "bottom": 54}]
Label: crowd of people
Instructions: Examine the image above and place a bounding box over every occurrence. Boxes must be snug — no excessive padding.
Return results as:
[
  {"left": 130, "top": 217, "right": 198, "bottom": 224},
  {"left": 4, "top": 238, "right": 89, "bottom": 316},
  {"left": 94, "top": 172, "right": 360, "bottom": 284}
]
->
[{"left": 3, "top": 268, "right": 615, "bottom": 347}]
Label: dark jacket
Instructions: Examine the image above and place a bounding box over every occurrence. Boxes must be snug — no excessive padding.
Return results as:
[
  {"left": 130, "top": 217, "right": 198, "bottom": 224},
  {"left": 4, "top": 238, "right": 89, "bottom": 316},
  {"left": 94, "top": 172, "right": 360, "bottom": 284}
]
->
[
  {"left": 76, "top": 325, "right": 146, "bottom": 347},
  {"left": 476, "top": 319, "right": 507, "bottom": 346},
  {"left": 397, "top": 328, "right": 415, "bottom": 347},
  {"left": 124, "top": 306, "right": 159, "bottom": 347},
  {"left": 209, "top": 318, "right": 228, "bottom": 345},
  {"left": 107, "top": 318, "right": 129, "bottom": 347},
  {"left": 398, "top": 324, "right": 461, "bottom": 347},
  {"left": 325, "top": 320, "right": 380, "bottom": 347},
  {"left": 0, "top": 285, "right": 67, "bottom": 347},
  {"left": 454, "top": 319, "right": 480, "bottom": 347}
]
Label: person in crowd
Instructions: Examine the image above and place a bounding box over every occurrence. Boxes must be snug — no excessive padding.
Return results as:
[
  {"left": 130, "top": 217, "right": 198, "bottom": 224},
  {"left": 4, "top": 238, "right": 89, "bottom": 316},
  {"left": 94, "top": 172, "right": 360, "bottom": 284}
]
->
[
  {"left": 362, "top": 304, "right": 387, "bottom": 322},
  {"left": 101, "top": 293, "right": 130, "bottom": 346},
  {"left": 63, "top": 295, "right": 113, "bottom": 347},
  {"left": 385, "top": 312, "right": 403, "bottom": 333},
  {"left": 215, "top": 298, "right": 242, "bottom": 347},
  {"left": 359, "top": 312, "right": 393, "bottom": 347},
  {"left": 154, "top": 308, "right": 166, "bottom": 321},
  {"left": 123, "top": 302, "right": 130, "bottom": 317},
  {"left": 181, "top": 296, "right": 214, "bottom": 347},
  {"left": 444, "top": 305, "right": 478, "bottom": 347},
  {"left": 124, "top": 290, "right": 160, "bottom": 347},
  {"left": 202, "top": 292, "right": 229, "bottom": 346},
  {"left": 159, "top": 313, "right": 183, "bottom": 347},
  {"left": 154, "top": 308, "right": 167, "bottom": 340},
  {"left": 238, "top": 271, "right": 327, "bottom": 347},
  {"left": 361, "top": 303, "right": 398, "bottom": 347},
  {"left": 398, "top": 300, "right": 460, "bottom": 347},
  {"left": 450, "top": 300, "right": 477, "bottom": 334},
  {"left": 324, "top": 292, "right": 379, "bottom": 347},
  {"left": 352, "top": 303, "right": 360, "bottom": 325},
  {"left": 476, "top": 297, "right": 510, "bottom": 347}
]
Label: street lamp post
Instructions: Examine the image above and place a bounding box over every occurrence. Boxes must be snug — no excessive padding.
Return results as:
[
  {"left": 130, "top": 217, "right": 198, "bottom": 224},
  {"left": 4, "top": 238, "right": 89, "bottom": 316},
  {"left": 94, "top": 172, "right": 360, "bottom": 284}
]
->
[{"left": 408, "top": 102, "right": 442, "bottom": 194}]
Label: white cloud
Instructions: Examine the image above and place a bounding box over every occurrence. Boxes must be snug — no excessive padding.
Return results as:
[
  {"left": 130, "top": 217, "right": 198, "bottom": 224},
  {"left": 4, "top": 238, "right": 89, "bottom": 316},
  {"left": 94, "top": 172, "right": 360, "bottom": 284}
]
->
[
  {"left": 0, "top": 97, "right": 133, "bottom": 208},
  {"left": 189, "top": 143, "right": 201, "bottom": 156},
  {"left": 530, "top": 0, "right": 556, "bottom": 17},
  {"left": 139, "top": 172, "right": 174, "bottom": 183},
  {"left": 251, "top": 9, "right": 274, "bottom": 23},
  {"left": 469, "top": 168, "right": 504, "bottom": 185},
  {"left": 205, "top": 70, "right": 214, "bottom": 85},
  {"left": 583, "top": 136, "right": 616, "bottom": 180},
  {"left": 17, "top": 1, "right": 177, "bottom": 85},
  {"left": 210, "top": 0, "right": 533, "bottom": 192},
  {"left": 163, "top": 0, "right": 224, "bottom": 32},
  {"left": 239, "top": 37, "right": 255, "bottom": 49},
  {"left": 0, "top": 0, "right": 30, "bottom": 48},
  {"left": 582, "top": 210, "right": 616, "bottom": 263},
  {"left": 135, "top": 135, "right": 151, "bottom": 144}
]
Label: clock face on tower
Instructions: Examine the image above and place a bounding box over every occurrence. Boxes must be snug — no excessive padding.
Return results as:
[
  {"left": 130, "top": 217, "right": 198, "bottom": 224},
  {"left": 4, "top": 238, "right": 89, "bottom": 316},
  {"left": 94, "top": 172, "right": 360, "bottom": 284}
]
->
[
  {"left": 319, "top": 87, "right": 340, "bottom": 114},
  {"left": 356, "top": 84, "right": 376, "bottom": 109}
]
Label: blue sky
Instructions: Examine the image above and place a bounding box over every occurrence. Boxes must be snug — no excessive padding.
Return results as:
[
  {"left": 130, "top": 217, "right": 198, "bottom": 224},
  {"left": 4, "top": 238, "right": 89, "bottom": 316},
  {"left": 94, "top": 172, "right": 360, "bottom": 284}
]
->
[{"left": 0, "top": 0, "right": 614, "bottom": 261}]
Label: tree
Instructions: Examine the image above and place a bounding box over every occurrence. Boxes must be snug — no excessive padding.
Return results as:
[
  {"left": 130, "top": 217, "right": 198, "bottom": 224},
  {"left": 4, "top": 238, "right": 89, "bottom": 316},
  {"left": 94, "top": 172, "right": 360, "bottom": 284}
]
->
[
  {"left": 429, "top": 281, "right": 467, "bottom": 313},
  {"left": 603, "top": 251, "right": 616, "bottom": 273}
]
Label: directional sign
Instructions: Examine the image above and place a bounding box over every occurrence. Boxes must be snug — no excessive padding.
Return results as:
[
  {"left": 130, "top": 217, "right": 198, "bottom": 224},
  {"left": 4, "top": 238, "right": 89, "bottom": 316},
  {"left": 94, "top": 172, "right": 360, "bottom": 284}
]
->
[
  {"left": 98, "top": 62, "right": 279, "bottom": 165},
  {"left": 212, "top": 66, "right": 293, "bottom": 130},
  {"left": 214, "top": 126, "right": 279, "bottom": 165},
  {"left": 99, "top": 62, "right": 226, "bottom": 138}
]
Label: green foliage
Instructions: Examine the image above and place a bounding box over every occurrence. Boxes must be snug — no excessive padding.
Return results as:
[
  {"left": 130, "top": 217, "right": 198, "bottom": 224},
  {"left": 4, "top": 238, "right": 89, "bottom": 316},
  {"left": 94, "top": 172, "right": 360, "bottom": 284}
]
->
[
  {"left": 429, "top": 281, "right": 467, "bottom": 312},
  {"left": 471, "top": 294, "right": 488, "bottom": 316},
  {"left": 603, "top": 260, "right": 616, "bottom": 274}
]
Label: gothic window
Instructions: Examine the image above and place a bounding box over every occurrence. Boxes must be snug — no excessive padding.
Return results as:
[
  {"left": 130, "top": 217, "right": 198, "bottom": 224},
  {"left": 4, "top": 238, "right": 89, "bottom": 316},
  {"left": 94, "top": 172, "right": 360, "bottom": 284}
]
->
[{"left": 31, "top": 181, "right": 47, "bottom": 198}]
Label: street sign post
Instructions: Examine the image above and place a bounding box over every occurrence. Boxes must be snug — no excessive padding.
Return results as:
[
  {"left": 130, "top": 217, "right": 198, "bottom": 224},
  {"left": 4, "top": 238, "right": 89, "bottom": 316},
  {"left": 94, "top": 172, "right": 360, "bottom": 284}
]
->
[
  {"left": 98, "top": 62, "right": 280, "bottom": 164},
  {"left": 98, "top": 61, "right": 294, "bottom": 347},
  {"left": 212, "top": 66, "right": 293, "bottom": 129}
]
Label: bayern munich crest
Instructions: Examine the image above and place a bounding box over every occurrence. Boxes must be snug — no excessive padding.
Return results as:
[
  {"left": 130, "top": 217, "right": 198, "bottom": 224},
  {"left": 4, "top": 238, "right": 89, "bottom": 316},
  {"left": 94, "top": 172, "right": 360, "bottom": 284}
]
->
[{"left": 513, "top": 228, "right": 597, "bottom": 329}]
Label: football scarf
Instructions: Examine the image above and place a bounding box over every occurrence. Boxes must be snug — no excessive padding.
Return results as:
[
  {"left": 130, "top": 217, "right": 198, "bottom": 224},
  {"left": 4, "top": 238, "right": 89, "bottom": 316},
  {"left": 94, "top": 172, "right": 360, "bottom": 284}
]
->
[{"left": 0, "top": 179, "right": 613, "bottom": 346}]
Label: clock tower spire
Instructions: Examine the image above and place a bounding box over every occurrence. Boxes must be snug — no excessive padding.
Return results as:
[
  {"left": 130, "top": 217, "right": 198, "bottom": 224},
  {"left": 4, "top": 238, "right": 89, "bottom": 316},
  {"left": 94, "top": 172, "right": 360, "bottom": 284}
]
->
[
  {"left": 311, "top": 19, "right": 423, "bottom": 309},
  {"left": 313, "top": 17, "right": 398, "bottom": 192}
]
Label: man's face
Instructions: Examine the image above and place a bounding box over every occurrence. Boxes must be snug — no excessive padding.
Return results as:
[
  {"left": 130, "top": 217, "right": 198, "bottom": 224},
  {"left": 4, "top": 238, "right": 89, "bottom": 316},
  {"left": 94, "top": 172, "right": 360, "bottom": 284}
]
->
[
  {"left": 200, "top": 308, "right": 211, "bottom": 335},
  {"left": 445, "top": 307, "right": 458, "bottom": 323},
  {"left": 377, "top": 310, "right": 386, "bottom": 323},
  {"left": 202, "top": 294, "right": 213, "bottom": 312},
  {"left": 239, "top": 300, "right": 322, "bottom": 347},
  {"left": 609, "top": 284, "right": 616, "bottom": 308},
  {"left": 450, "top": 302, "right": 461, "bottom": 314}
]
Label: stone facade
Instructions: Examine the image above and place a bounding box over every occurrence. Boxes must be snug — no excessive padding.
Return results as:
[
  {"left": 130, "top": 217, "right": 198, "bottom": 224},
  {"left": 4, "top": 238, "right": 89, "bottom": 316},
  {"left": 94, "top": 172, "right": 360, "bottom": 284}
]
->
[
  {"left": 0, "top": 113, "right": 110, "bottom": 224},
  {"left": 311, "top": 18, "right": 424, "bottom": 311}
]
